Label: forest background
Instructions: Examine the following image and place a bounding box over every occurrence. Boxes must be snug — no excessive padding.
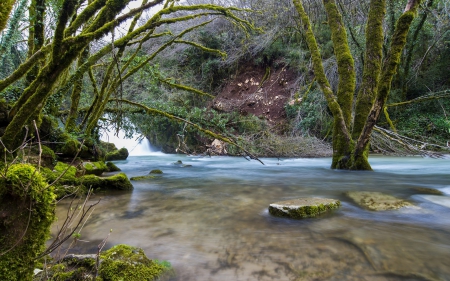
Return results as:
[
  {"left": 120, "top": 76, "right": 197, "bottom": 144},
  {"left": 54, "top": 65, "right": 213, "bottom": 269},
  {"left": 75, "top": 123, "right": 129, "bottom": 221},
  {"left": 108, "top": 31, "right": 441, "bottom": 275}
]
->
[{"left": 0, "top": 0, "right": 449, "bottom": 163}]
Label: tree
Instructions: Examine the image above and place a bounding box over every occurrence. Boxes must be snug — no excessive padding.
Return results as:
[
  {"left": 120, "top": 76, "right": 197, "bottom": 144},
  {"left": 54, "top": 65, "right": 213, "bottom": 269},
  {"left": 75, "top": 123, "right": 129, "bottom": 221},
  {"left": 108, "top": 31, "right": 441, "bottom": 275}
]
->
[
  {"left": 0, "top": 0, "right": 256, "bottom": 152},
  {"left": 292, "top": 0, "right": 422, "bottom": 170}
]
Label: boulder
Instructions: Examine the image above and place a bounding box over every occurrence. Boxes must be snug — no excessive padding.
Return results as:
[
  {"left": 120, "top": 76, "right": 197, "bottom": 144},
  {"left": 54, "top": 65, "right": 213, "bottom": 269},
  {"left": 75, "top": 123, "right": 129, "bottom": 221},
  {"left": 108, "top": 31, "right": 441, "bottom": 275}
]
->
[
  {"left": 412, "top": 187, "right": 443, "bottom": 195},
  {"left": 268, "top": 198, "right": 340, "bottom": 219},
  {"left": 206, "top": 139, "right": 228, "bottom": 155},
  {"left": 106, "top": 161, "right": 121, "bottom": 172},
  {"left": 82, "top": 161, "right": 108, "bottom": 176},
  {"left": 105, "top": 147, "right": 129, "bottom": 161},
  {"left": 346, "top": 191, "right": 412, "bottom": 211},
  {"left": 149, "top": 169, "right": 163, "bottom": 174}
]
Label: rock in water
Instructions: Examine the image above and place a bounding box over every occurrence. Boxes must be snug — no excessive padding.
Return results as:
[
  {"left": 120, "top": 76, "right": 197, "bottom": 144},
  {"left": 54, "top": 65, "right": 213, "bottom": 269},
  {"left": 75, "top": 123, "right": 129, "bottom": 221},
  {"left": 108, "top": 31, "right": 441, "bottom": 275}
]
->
[
  {"left": 268, "top": 198, "right": 340, "bottom": 219},
  {"left": 346, "top": 191, "right": 412, "bottom": 211}
]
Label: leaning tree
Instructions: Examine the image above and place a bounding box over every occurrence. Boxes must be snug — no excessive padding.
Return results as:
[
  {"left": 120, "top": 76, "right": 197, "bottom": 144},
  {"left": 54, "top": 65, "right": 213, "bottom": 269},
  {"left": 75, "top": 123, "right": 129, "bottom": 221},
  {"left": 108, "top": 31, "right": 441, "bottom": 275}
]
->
[
  {"left": 292, "top": 0, "right": 423, "bottom": 170},
  {"left": 0, "top": 0, "right": 258, "bottom": 154}
]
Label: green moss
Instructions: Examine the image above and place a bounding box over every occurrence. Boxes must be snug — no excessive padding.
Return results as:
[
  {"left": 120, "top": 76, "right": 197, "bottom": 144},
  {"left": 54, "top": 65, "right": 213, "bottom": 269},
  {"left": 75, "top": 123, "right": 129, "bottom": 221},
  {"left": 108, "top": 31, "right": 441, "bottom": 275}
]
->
[
  {"left": 98, "top": 244, "right": 170, "bottom": 281},
  {"left": 81, "top": 172, "right": 133, "bottom": 190},
  {"left": 105, "top": 147, "right": 129, "bottom": 161},
  {"left": 106, "top": 161, "right": 121, "bottom": 172},
  {"left": 83, "top": 161, "right": 108, "bottom": 176},
  {"left": 130, "top": 175, "right": 156, "bottom": 181},
  {"left": 149, "top": 169, "right": 163, "bottom": 174},
  {"left": 268, "top": 198, "right": 340, "bottom": 219},
  {"left": 0, "top": 164, "right": 56, "bottom": 281}
]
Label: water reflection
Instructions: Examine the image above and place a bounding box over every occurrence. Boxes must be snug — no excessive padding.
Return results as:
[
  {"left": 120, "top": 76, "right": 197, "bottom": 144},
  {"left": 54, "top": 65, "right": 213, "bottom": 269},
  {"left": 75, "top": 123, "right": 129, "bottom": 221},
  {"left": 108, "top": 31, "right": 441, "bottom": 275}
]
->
[{"left": 52, "top": 155, "right": 450, "bottom": 280}]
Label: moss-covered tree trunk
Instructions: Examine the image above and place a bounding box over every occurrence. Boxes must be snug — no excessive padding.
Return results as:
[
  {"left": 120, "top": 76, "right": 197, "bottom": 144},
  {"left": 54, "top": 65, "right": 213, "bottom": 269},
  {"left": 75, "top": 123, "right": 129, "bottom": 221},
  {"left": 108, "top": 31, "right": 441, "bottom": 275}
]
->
[
  {"left": 293, "top": 0, "right": 421, "bottom": 170},
  {"left": 0, "top": 0, "right": 16, "bottom": 33},
  {"left": 0, "top": 164, "right": 56, "bottom": 281}
]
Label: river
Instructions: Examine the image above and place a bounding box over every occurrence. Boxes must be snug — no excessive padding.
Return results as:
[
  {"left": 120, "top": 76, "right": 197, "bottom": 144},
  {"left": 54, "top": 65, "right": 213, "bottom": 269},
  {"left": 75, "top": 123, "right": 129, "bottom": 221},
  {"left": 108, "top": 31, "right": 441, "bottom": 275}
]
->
[{"left": 52, "top": 154, "right": 450, "bottom": 280}]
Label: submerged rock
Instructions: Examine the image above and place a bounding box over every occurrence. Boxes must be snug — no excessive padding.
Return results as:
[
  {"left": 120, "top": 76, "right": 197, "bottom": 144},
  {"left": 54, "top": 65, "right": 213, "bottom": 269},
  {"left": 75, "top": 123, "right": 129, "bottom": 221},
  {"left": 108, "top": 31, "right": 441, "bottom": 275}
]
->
[
  {"left": 130, "top": 175, "right": 156, "bottom": 181},
  {"left": 412, "top": 187, "right": 443, "bottom": 195},
  {"left": 346, "top": 191, "right": 412, "bottom": 211},
  {"left": 268, "top": 198, "right": 340, "bottom": 219},
  {"left": 149, "top": 169, "right": 163, "bottom": 174}
]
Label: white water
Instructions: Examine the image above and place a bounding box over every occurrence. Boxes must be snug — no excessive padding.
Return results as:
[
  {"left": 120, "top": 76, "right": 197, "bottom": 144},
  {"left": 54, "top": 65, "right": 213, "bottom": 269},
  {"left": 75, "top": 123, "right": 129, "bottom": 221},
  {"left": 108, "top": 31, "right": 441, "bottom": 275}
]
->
[{"left": 100, "top": 130, "right": 161, "bottom": 156}]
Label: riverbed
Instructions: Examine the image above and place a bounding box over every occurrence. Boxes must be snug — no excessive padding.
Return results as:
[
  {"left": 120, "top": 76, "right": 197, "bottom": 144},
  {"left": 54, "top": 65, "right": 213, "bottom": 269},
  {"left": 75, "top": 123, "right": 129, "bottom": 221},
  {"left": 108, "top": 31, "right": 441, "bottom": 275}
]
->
[{"left": 52, "top": 155, "right": 450, "bottom": 280}]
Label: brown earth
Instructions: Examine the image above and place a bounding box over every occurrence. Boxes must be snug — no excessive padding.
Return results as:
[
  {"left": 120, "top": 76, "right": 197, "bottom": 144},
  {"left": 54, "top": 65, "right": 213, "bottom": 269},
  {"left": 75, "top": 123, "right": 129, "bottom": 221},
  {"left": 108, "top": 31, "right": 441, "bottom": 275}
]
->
[{"left": 211, "top": 64, "right": 299, "bottom": 124}]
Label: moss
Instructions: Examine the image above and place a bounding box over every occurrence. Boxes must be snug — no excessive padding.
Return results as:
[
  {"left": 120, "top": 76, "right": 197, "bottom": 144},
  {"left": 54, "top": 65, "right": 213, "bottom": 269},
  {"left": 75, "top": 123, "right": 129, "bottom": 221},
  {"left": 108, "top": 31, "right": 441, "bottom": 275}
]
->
[
  {"left": 81, "top": 172, "right": 133, "bottom": 190},
  {"left": 130, "top": 175, "right": 156, "bottom": 181},
  {"left": 412, "top": 187, "right": 443, "bottom": 195},
  {"left": 149, "top": 169, "right": 163, "bottom": 174},
  {"left": 39, "top": 256, "right": 97, "bottom": 281},
  {"left": 0, "top": 164, "right": 56, "bottom": 281},
  {"left": 106, "top": 161, "right": 121, "bottom": 172},
  {"left": 268, "top": 198, "right": 340, "bottom": 219},
  {"left": 98, "top": 244, "right": 170, "bottom": 281},
  {"left": 61, "top": 138, "right": 88, "bottom": 158},
  {"left": 0, "top": 98, "right": 8, "bottom": 126},
  {"left": 82, "top": 161, "right": 108, "bottom": 176},
  {"left": 105, "top": 147, "right": 129, "bottom": 161}
]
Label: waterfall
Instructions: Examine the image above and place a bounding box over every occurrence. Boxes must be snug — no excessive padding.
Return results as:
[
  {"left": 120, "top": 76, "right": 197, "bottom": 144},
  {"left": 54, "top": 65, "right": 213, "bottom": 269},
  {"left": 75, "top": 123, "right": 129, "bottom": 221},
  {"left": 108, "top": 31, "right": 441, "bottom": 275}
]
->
[{"left": 100, "top": 130, "right": 161, "bottom": 156}]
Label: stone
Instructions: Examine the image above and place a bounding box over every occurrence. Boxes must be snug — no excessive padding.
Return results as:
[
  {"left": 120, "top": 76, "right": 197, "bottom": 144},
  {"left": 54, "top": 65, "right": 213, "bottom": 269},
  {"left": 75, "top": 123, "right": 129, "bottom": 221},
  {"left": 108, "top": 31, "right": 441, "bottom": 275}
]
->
[
  {"left": 106, "top": 161, "right": 121, "bottom": 172},
  {"left": 149, "top": 169, "right": 163, "bottom": 174},
  {"left": 130, "top": 175, "right": 156, "bottom": 181},
  {"left": 412, "top": 187, "right": 443, "bottom": 195},
  {"left": 268, "top": 198, "right": 340, "bottom": 219},
  {"left": 105, "top": 147, "right": 129, "bottom": 161},
  {"left": 206, "top": 139, "right": 228, "bottom": 155},
  {"left": 82, "top": 161, "right": 108, "bottom": 176},
  {"left": 346, "top": 191, "right": 412, "bottom": 211}
]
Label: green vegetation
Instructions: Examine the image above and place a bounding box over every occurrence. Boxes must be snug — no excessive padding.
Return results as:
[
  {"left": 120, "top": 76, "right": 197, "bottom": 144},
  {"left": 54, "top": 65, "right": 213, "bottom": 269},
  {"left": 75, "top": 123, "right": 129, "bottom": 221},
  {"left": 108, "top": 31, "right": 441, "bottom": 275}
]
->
[
  {"left": 0, "top": 164, "right": 56, "bottom": 281},
  {"left": 0, "top": 0, "right": 449, "bottom": 278}
]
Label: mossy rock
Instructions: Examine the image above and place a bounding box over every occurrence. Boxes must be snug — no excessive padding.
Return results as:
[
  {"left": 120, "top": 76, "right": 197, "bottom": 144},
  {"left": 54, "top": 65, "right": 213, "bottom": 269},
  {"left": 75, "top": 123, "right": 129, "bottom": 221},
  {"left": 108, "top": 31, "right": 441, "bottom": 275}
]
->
[
  {"left": 82, "top": 161, "right": 108, "bottom": 176},
  {"left": 105, "top": 147, "right": 129, "bottom": 161},
  {"left": 412, "top": 187, "right": 443, "bottom": 195},
  {"left": 149, "top": 169, "right": 163, "bottom": 174},
  {"left": 0, "top": 164, "right": 56, "bottom": 281},
  {"left": 99, "top": 141, "right": 118, "bottom": 152},
  {"left": 346, "top": 191, "right": 413, "bottom": 211},
  {"left": 268, "top": 198, "right": 340, "bottom": 219},
  {"left": 23, "top": 144, "right": 57, "bottom": 169},
  {"left": 81, "top": 173, "right": 133, "bottom": 190},
  {"left": 39, "top": 255, "right": 97, "bottom": 281},
  {"left": 130, "top": 175, "right": 156, "bottom": 181},
  {"left": 106, "top": 161, "right": 121, "bottom": 172},
  {"left": 98, "top": 244, "right": 171, "bottom": 281}
]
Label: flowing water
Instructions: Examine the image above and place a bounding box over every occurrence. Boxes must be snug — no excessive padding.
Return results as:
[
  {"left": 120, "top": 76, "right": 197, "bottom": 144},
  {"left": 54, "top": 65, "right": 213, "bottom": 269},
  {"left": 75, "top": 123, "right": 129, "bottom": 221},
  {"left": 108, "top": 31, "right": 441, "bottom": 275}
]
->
[{"left": 52, "top": 155, "right": 450, "bottom": 281}]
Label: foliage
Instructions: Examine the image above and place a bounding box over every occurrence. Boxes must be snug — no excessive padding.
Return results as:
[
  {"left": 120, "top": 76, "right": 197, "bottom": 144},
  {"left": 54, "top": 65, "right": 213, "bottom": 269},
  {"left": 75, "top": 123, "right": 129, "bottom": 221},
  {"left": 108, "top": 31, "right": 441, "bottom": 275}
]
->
[
  {"left": 389, "top": 99, "right": 450, "bottom": 144},
  {"left": 285, "top": 88, "right": 332, "bottom": 139}
]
